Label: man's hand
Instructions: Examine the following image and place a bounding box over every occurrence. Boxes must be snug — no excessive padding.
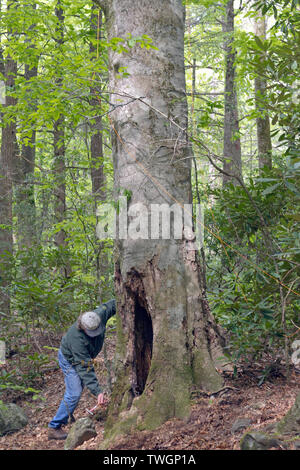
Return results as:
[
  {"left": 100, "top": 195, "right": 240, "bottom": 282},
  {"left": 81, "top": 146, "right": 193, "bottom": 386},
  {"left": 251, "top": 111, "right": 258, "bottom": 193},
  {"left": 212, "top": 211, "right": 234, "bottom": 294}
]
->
[
  {"left": 86, "top": 393, "right": 108, "bottom": 416},
  {"left": 97, "top": 393, "right": 107, "bottom": 406}
]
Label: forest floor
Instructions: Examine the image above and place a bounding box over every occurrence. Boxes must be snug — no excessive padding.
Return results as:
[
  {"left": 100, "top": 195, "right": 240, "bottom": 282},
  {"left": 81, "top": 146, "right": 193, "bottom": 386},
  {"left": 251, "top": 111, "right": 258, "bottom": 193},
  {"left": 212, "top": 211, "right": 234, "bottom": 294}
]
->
[{"left": 0, "top": 328, "right": 299, "bottom": 451}]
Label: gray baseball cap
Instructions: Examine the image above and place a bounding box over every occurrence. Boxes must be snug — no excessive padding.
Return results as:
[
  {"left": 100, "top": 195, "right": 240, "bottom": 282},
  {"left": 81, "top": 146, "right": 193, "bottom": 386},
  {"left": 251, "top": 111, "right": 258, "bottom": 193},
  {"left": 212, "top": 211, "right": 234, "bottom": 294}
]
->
[{"left": 81, "top": 311, "right": 102, "bottom": 337}]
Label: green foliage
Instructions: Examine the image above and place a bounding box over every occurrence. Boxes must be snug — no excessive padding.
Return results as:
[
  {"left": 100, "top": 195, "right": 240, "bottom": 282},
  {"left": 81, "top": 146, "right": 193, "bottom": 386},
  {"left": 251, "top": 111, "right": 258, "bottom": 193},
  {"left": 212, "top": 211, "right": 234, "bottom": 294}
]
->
[
  {"left": 0, "top": 0, "right": 118, "bottom": 394},
  {"left": 203, "top": 160, "right": 300, "bottom": 363},
  {"left": 238, "top": 3, "right": 300, "bottom": 159},
  {"left": 185, "top": 0, "right": 300, "bottom": 367},
  {"left": 0, "top": 355, "right": 46, "bottom": 399},
  {"left": 0, "top": 0, "right": 299, "bottom": 395}
]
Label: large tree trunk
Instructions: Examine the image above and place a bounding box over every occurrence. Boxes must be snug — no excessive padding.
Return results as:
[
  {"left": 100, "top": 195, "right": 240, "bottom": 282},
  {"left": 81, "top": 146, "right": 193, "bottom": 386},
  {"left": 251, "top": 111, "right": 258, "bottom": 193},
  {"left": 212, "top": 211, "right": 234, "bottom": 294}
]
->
[
  {"left": 222, "top": 0, "right": 243, "bottom": 185},
  {"left": 254, "top": 14, "right": 272, "bottom": 172},
  {"left": 96, "top": 0, "right": 225, "bottom": 443}
]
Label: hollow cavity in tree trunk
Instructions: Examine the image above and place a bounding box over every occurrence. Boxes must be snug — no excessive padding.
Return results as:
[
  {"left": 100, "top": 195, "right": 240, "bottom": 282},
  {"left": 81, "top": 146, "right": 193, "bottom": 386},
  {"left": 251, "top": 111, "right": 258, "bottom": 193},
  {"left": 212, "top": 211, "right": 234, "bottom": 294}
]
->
[
  {"left": 98, "top": 0, "right": 227, "bottom": 446},
  {"left": 133, "top": 298, "right": 153, "bottom": 396}
]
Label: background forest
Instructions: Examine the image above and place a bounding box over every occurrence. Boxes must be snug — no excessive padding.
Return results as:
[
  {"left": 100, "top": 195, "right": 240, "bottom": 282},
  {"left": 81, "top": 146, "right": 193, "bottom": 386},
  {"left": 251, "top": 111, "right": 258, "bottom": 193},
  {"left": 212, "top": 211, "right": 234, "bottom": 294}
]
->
[{"left": 0, "top": 0, "right": 299, "bottom": 400}]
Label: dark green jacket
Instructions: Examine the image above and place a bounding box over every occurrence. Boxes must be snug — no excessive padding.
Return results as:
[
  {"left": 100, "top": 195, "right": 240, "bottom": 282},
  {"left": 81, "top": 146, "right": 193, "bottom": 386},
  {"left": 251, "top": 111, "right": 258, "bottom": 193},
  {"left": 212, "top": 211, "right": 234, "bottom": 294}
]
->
[{"left": 60, "top": 299, "right": 116, "bottom": 396}]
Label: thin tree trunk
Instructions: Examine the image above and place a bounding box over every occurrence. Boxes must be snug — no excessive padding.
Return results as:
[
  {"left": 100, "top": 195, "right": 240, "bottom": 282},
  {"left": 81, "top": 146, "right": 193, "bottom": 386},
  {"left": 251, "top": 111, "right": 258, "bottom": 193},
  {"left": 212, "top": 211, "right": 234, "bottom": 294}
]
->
[
  {"left": 89, "top": 8, "right": 113, "bottom": 388},
  {"left": 15, "top": 64, "right": 38, "bottom": 250},
  {"left": 254, "top": 13, "right": 272, "bottom": 172},
  {"left": 222, "top": 0, "right": 243, "bottom": 185},
  {"left": 15, "top": 2, "right": 38, "bottom": 250},
  {"left": 90, "top": 6, "right": 107, "bottom": 303},
  {"left": 53, "top": 0, "right": 70, "bottom": 278},
  {"left": 53, "top": 115, "right": 66, "bottom": 249},
  {"left": 97, "top": 0, "right": 226, "bottom": 443},
  {"left": 90, "top": 8, "right": 105, "bottom": 204},
  {"left": 0, "top": 3, "right": 17, "bottom": 316}
]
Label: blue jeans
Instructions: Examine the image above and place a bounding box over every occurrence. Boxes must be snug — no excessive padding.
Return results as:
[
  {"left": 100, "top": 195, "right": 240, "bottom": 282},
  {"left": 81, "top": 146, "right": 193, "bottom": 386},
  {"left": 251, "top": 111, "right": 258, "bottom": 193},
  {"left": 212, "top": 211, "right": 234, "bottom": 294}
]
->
[{"left": 49, "top": 349, "right": 83, "bottom": 429}]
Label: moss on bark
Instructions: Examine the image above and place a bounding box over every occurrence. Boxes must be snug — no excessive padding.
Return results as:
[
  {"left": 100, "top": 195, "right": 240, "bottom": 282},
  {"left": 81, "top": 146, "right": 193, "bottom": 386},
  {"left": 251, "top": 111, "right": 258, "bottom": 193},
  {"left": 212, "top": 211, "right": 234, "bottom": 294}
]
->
[
  {"left": 192, "top": 347, "right": 224, "bottom": 393},
  {"left": 103, "top": 316, "right": 192, "bottom": 445},
  {"left": 275, "top": 392, "right": 300, "bottom": 435},
  {"left": 99, "top": 0, "right": 225, "bottom": 449}
]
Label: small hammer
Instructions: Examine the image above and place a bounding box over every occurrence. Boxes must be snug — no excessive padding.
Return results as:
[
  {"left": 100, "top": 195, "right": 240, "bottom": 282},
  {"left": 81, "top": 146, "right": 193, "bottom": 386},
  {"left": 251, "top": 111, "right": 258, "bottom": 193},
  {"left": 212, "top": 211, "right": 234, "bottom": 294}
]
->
[{"left": 86, "top": 404, "right": 99, "bottom": 416}]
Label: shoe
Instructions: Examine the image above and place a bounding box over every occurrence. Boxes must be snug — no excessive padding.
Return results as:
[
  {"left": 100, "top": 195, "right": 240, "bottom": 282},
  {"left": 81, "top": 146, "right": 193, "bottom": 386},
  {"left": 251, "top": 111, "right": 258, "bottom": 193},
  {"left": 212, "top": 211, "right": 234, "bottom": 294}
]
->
[{"left": 48, "top": 427, "right": 68, "bottom": 440}]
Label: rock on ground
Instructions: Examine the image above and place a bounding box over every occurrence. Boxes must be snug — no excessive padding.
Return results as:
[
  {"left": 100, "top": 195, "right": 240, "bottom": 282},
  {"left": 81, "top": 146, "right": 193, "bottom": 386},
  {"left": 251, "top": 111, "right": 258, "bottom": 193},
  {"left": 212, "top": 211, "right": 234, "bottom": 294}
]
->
[
  {"left": 0, "top": 403, "right": 28, "bottom": 436},
  {"left": 231, "top": 418, "right": 252, "bottom": 434},
  {"left": 240, "top": 432, "right": 281, "bottom": 450},
  {"left": 64, "top": 417, "right": 97, "bottom": 450},
  {"left": 275, "top": 392, "right": 300, "bottom": 435},
  {"left": 240, "top": 392, "right": 300, "bottom": 450}
]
